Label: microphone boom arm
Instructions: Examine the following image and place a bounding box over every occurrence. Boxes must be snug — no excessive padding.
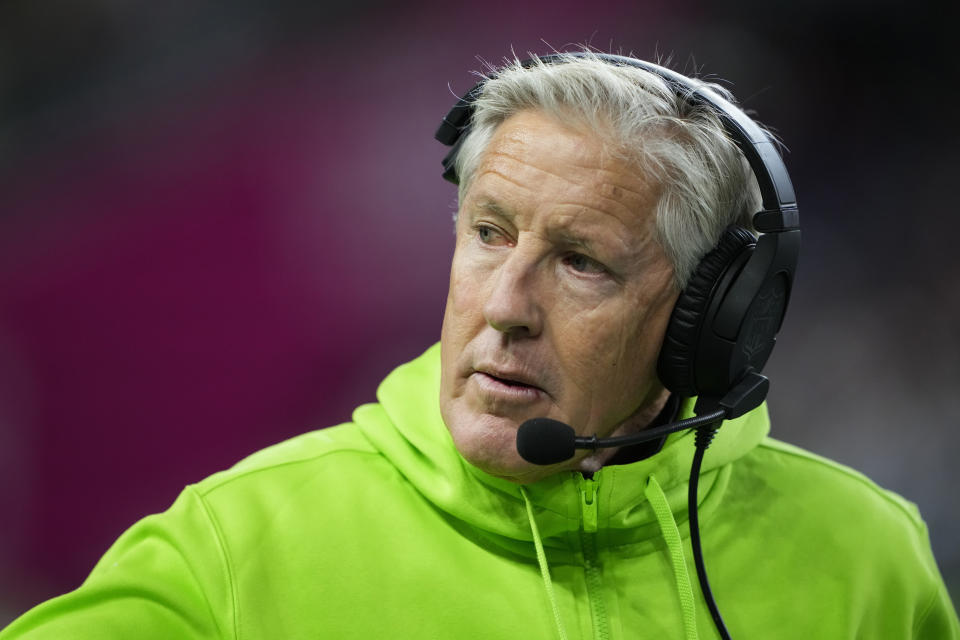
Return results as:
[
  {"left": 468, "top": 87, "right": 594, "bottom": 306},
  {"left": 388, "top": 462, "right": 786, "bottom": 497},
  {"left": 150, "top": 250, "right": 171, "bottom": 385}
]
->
[{"left": 572, "top": 408, "right": 727, "bottom": 450}]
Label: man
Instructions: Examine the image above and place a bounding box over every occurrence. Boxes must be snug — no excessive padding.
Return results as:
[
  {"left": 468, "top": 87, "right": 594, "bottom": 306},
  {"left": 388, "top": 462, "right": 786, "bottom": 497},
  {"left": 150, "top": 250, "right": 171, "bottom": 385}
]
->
[{"left": 2, "top": 52, "right": 957, "bottom": 639}]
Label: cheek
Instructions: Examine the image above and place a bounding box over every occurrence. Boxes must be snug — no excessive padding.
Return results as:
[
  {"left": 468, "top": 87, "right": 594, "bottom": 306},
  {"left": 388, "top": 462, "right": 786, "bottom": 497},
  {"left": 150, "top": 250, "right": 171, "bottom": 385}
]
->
[
  {"left": 546, "top": 308, "right": 630, "bottom": 401},
  {"left": 443, "top": 256, "right": 482, "bottom": 332},
  {"left": 440, "top": 260, "right": 474, "bottom": 404},
  {"left": 440, "top": 249, "right": 491, "bottom": 362},
  {"left": 551, "top": 289, "right": 674, "bottom": 392}
]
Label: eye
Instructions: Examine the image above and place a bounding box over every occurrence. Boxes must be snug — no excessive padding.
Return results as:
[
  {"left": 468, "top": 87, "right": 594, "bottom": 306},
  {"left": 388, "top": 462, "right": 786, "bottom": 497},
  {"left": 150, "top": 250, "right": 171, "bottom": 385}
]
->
[
  {"left": 563, "top": 253, "right": 607, "bottom": 275},
  {"left": 474, "top": 224, "right": 509, "bottom": 246}
]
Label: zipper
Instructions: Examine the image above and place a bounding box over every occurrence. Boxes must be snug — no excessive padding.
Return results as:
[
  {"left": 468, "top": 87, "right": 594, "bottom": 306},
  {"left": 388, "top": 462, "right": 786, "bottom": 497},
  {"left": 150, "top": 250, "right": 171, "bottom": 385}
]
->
[
  {"left": 580, "top": 476, "right": 599, "bottom": 533},
  {"left": 579, "top": 476, "right": 609, "bottom": 640}
]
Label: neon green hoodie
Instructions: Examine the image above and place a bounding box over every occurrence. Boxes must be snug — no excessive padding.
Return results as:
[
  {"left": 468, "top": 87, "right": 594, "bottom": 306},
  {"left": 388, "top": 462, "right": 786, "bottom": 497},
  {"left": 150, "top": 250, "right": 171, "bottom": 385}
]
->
[{"left": 3, "top": 344, "right": 957, "bottom": 639}]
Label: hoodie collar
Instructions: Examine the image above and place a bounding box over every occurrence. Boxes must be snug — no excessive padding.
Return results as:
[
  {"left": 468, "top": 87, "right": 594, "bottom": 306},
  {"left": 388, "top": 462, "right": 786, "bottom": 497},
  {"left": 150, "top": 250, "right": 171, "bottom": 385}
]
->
[{"left": 355, "top": 343, "right": 770, "bottom": 555}]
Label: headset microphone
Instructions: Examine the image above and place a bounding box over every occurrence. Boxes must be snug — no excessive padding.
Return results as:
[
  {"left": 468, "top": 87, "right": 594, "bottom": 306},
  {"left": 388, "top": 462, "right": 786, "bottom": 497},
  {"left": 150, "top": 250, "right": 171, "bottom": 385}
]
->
[
  {"left": 515, "top": 419, "right": 577, "bottom": 465},
  {"left": 516, "top": 410, "right": 725, "bottom": 465},
  {"left": 516, "top": 371, "right": 769, "bottom": 466}
]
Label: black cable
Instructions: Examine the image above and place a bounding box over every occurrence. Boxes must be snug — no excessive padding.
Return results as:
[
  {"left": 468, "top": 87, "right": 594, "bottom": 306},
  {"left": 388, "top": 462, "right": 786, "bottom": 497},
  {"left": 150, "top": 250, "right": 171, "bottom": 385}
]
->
[{"left": 688, "top": 425, "right": 732, "bottom": 640}]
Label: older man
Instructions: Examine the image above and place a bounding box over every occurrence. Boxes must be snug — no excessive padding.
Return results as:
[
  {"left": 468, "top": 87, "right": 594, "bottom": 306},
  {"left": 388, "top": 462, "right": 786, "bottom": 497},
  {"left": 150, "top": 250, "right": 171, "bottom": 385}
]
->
[{"left": 2, "top": 52, "right": 957, "bottom": 640}]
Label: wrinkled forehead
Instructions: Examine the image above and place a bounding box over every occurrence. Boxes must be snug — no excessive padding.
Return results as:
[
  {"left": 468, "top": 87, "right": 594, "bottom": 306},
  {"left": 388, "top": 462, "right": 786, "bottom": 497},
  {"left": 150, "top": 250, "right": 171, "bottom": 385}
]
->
[
  {"left": 482, "top": 107, "right": 649, "bottom": 176},
  {"left": 463, "top": 110, "right": 662, "bottom": 234}
]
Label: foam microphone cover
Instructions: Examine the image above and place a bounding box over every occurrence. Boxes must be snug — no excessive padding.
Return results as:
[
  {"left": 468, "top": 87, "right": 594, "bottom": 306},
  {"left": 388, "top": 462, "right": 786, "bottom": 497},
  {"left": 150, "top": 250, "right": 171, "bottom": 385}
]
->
[{"left": 516, "top": 418, "right": 576, "bottom": 465}]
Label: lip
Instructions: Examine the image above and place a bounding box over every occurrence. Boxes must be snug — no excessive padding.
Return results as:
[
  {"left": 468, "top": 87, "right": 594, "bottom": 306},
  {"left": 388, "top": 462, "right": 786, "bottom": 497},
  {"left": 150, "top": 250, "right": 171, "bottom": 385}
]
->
[
  {"left": 475, "top": 365, "right": 543, "bottom": 388},
  {"left": 471, "top": 370, "right": 546, "bottom": 402}
]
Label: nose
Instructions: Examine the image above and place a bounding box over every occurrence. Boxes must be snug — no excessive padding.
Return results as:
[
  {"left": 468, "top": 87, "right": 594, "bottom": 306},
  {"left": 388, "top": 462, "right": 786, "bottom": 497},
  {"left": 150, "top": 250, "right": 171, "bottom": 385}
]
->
[{"left": 482, "top": 251, "right": 544, "bottom": 338}]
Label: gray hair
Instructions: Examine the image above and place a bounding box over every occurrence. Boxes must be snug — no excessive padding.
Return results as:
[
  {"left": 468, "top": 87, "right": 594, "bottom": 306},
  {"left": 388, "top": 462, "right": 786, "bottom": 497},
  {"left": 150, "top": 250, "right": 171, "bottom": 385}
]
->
[{"left": 453, "top": 51, "right": 764, "bottom": 289}]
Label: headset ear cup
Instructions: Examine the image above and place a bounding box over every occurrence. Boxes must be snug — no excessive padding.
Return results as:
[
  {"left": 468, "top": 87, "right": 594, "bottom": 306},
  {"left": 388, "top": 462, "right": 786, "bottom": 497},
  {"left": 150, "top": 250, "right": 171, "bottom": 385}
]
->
[{"left": 657, "top": 226, "right": 757, "bottom": 397}]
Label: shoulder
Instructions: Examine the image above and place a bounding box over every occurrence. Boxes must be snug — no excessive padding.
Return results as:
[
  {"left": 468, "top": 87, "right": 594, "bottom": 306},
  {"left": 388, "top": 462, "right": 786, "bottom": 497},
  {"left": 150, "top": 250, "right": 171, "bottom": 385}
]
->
[
  {"left": 728, "top": 437, "right": 941, "bottom": 590},
  {"left": 189, "top": 408, "right": 396, "bottom": 504},
  {"left": 164, "top": 407, "right": 425, "bottom": 557},
  {"left": 728, "top": 438, "right": 960, "bottom": 635},
  {"left": 746, "top": 436, "right": 925, "bottom": 531}
]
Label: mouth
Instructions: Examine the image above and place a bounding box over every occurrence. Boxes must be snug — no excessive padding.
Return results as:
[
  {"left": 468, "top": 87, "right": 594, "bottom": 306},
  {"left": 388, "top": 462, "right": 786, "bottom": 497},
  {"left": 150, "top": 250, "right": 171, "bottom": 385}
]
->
[
  {"left": 485, "top": 373, "right": 539, "bottom": 389},
  {"left": 471, "top": 368, "right": 547, "bottom": 402}
]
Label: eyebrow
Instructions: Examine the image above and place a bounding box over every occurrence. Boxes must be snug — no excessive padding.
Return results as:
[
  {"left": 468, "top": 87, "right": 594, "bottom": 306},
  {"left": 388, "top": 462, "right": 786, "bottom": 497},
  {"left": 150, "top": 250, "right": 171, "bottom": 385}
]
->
[
  {"left": 555, "top": 227, "right": 609, "bottom": 260},
  {"left": 474, "top": 199, "right": 514, "bottom": 220},
  {"left": 470, "top": 196, "right": 617, "bottom": 255}
]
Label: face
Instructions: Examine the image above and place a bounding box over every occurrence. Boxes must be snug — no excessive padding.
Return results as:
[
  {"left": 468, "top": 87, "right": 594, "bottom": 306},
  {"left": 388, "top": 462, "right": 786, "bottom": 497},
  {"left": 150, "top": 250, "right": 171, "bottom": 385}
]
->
[{"left": 439, "top": 110, "right": 679, "bottom": 483}]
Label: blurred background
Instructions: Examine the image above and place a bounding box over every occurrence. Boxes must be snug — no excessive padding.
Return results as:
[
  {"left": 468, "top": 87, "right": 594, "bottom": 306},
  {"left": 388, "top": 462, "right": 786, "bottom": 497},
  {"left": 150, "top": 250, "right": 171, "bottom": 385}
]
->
[{"left": 1, "top": 0, "right": 957, "bottom": 624}]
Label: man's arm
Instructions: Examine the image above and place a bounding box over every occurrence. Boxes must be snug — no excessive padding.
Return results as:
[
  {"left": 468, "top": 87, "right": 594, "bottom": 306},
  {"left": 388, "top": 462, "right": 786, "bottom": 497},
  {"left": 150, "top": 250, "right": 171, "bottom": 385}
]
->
[{"left": 1, "top": 487, "right": 234, "bottom": 639}]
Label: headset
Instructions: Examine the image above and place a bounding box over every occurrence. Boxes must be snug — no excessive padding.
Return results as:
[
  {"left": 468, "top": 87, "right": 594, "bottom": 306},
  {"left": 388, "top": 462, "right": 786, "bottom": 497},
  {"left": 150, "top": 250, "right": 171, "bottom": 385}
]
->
[{"left": 434, "top": 52, "right": 800, "bottom": 413}]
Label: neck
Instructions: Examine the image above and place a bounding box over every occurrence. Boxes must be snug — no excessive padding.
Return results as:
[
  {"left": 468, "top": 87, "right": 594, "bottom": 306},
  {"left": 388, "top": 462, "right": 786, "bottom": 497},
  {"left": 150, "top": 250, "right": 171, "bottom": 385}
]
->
[{"left": 574, "top": 386, "right": 673, "bottom": 474}]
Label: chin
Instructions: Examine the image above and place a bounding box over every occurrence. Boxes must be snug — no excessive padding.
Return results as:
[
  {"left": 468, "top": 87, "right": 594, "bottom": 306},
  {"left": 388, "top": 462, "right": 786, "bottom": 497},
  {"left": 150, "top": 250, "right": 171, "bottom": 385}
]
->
[{"left": 444, "top": 409, "right": 557, "bottom": 483}]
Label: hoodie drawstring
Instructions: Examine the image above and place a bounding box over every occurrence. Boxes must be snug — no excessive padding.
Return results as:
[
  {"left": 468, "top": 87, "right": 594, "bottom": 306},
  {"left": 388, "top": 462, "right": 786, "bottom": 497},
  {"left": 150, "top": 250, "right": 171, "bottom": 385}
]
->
[
  {"left": 521, "top": 478, "right": 700, "bottom": 640},
  {"left": 646, "top": 474, "right": 699, "bottom": 640},
  {"left": 519, "top": 486, "right": 569, "bottom": 640}
]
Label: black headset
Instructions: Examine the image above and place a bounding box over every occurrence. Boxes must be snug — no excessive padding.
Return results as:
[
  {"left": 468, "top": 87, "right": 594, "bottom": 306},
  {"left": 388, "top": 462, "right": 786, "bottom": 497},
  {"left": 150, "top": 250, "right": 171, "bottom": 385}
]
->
[{"left": 435, "top": 52, "right": 800, "bottom": 412}]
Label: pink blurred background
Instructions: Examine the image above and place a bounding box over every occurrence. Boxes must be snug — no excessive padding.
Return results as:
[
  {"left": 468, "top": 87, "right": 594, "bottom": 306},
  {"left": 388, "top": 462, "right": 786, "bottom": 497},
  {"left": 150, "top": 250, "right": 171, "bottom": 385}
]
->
[{"left": 1, "top": 0, "right": 957, "bottom": 623}]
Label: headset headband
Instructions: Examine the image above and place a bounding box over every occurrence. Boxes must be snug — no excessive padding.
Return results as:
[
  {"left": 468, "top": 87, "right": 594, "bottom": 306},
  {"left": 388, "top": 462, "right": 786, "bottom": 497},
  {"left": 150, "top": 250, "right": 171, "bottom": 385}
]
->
[{"left": 434, "top": 52, "right": 800, "bottom": 234}]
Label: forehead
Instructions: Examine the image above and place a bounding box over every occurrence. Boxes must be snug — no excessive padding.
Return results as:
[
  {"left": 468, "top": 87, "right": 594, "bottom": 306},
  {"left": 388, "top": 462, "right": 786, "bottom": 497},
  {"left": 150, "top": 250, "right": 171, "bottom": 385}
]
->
[{"left": 465, "top": 110, "right": 661, "bottom": 240}]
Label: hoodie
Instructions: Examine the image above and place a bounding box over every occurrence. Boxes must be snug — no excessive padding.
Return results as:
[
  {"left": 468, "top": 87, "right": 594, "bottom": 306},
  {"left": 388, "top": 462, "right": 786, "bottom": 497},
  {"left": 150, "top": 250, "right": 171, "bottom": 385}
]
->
[{"left": 2, "top": 343, "right": 957, "bottom": 639}]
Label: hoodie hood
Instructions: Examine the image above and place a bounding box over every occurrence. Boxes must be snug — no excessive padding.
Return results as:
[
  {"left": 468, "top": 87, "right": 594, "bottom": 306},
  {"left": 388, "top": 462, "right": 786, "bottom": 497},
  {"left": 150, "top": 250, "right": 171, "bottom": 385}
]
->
[{"left": 354, "top": 343, "right": 770, "bottom": 558}]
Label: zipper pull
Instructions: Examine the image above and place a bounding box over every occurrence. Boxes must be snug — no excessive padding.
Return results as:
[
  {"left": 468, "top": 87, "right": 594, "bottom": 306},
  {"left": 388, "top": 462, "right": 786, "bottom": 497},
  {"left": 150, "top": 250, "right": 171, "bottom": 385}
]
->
[{"left": 579, "top": 477, "right": 599, "bottom": 533}]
